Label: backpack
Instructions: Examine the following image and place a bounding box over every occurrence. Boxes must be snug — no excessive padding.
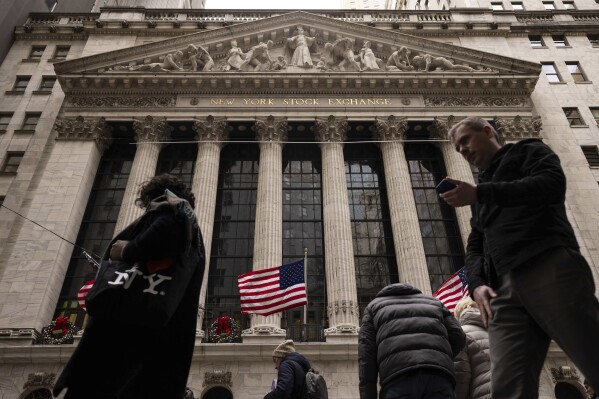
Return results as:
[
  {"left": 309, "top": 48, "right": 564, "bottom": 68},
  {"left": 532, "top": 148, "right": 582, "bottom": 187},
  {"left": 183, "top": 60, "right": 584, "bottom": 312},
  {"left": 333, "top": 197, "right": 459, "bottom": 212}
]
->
[{"left": 303, "top": 368, "right": 328, "bottom": 399}]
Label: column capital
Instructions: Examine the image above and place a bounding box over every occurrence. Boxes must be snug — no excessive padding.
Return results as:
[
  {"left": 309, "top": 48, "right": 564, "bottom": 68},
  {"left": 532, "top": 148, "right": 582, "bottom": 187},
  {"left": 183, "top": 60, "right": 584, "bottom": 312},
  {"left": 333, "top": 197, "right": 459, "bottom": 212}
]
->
[
  {"left": 132, "top": 115, "right": 171, "bottom": 143},
  {"left": 314, "top": 115, "right": 348, "bottom": 144},
  {"left": 254, "top": 115, "right": 288, "bottom": 142},
  {"left": 374, "top": 115, "right": 408, "bottom": 142},
  {"left": 54, "top": 115, "right": 113, "bottom": 153},
  {"left": 493, "top": 115, "right": 542, "bottom": 142},
  {"left": 193, "top": 115, "right": 229, "bottom": 145}
]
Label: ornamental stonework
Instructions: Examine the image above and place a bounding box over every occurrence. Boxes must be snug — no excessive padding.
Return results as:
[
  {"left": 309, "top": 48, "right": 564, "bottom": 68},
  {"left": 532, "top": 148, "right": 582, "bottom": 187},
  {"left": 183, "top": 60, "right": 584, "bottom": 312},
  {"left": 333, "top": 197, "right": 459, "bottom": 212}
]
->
[
  {"left": 493, "top": 116, "right": 542, "bottom": 140},
  {"left": 550, "top": 366, "right": 579, "bottom": 383},
  {"left": 133, "top": 116, "right": 172, "bottom": 143},
  {"left": 23, "top": 372, "right": 55, "bottom": 389},
  {"left": 68, "top": 96, "right": 176, "bottom": 108},
  {"left": 374, "top": 115, "right": 408, "bottom": 141},
  {"left": 203, "top": 370, "right": 232, "bottom": 387},
  {"left": 424, "top": 96, "right": 526, "bottom": 107},
  {"left": 54, "top": 115, "right": 113, "bottom": 152},
  {"left": 314, "top": 115, "right": 348, "bottom": 143},
  {"left": 193, "top": 115, "right": 229, "bottom": 143},
  {"left": 253, "top": 115, "right": 288, "bottom": 142}
]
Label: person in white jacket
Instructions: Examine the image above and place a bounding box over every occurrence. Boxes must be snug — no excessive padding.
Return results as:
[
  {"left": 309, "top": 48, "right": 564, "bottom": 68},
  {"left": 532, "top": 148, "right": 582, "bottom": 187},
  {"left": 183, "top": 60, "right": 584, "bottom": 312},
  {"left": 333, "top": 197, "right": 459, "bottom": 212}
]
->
[{"left": 453, "top": 298, "right": 491, "bottom": 399}]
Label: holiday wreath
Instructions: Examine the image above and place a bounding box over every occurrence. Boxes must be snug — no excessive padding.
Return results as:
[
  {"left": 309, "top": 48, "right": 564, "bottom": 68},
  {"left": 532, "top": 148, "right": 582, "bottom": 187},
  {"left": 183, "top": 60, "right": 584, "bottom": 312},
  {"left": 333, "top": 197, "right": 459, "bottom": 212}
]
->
[
  {"left": 206, "top": 315, "right": 240, "bottom": 343},
  {"left": 41, "top": 316, "right": 78, "bottom": 345}
]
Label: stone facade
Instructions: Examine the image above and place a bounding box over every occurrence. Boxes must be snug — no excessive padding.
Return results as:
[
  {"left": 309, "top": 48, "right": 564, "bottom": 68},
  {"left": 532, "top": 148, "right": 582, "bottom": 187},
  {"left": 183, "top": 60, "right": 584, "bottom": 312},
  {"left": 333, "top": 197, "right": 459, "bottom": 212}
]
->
[{"left": 0, "top": 5, "right": 597, "bottom": 399}]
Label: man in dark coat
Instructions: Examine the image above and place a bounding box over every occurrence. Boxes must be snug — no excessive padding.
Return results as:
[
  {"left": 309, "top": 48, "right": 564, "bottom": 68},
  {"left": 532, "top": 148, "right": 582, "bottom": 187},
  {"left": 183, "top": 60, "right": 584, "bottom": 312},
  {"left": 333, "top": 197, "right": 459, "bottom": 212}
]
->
[
  {"left": 359, "top": 283, "right": 466, "bottom": 399},
  {"left": 53, "top": 174, "right": 205, "bottom": 399},
  {"left": 265, "top": 339, "right": 311, "bottom": 399},
  {"left": 441, "top": 116, "right": 599, "bottom": 397}
]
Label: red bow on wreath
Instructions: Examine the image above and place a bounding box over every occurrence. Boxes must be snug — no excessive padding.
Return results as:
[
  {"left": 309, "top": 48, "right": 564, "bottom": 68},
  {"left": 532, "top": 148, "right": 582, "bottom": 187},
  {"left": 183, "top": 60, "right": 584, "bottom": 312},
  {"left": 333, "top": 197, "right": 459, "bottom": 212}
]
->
[
  {"left": 52, "top": 316, "right": 70, "bottom": 334},
  {"left": 216, "top": 316, "right": 231, "bottom": 335}
]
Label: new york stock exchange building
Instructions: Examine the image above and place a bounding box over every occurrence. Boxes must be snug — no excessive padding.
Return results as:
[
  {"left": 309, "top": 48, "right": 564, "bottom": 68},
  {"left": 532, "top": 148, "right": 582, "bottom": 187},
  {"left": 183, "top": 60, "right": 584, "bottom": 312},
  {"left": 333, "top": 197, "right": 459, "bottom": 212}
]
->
[{"left": 0, "top": 2, "right": 598, "bottom": 398}]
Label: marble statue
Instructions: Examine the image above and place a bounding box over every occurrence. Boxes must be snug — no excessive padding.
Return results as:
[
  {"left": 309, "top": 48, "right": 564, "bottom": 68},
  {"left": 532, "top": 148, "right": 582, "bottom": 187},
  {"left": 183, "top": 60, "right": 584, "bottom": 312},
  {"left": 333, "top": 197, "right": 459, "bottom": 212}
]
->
[
  {"left": 239, "top": 40, "right": 274, "bottom": 71},
  {"left": 226, "top": 40, "right": 245, "bottom": 71},
  {"left": 322, "top": 37, "right": 362, "bottom": 72},
  {"left": 386, "top": 46, "right": 414, "bottom": 71},
  {"left": 284, "top": 26, "right": 318, "bottom": 68},
  {"left": 358, "top": 41, "right": 381, "bottom": 71},
  {"left": 112, "top": 51, "right": 184, "bottom": 72},
  {"left": 186, "top": 44, "right": 214, "bottom": 71},
  {"left": 412, "top": 54, "right": 476, "bottom": 72}
]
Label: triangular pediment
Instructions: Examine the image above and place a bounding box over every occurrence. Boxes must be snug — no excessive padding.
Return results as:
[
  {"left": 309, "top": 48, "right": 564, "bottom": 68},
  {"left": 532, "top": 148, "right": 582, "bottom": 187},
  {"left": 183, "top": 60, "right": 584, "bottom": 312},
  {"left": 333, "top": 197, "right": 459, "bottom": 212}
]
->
[{"left": 55, "top": 11, "right": 541, "bottom": 95}]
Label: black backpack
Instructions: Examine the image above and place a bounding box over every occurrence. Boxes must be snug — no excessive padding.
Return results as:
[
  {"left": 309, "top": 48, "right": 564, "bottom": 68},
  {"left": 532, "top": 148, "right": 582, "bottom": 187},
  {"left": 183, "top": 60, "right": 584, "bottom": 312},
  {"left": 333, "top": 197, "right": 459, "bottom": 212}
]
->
[{"left": 303, "top": 368, "right": 328, "bottom": 399}]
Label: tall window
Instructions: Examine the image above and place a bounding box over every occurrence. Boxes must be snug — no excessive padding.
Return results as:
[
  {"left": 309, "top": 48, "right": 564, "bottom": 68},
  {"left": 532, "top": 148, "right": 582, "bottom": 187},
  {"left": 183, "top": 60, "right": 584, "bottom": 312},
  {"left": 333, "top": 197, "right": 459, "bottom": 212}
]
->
[
  {"left": 405, "top": 142, "right": 464, "bottom": 292},
  {"left": 529, "top": 35, "right": 545, "bottom": 48},
  {"left": 21, "top": 113, "right": 41, "bottom": 131},
  {"left": 205, "top": 141, "right": 258, "bottom": 337},
  {"left": 11, "top": 76, "right": 31, "bottom": 93},
  {"left": 28, "top": 46, "right": 45, "bottom": 60},
  {"left": 282, "top": 138, "right": 326, "bottom": 336},
  {"left": 155, "top": 126, "right": 197, "bottom": 187},
  {"left": 552, "top": 35, "right": 568, "bottom": 47},
  {"left": 563, "top": 107, "right": 585, "bottom": 126},
  {"left": 345, "top": 141, "right": 398, "bottom": 315},
  {"left": 53, "top": 46, "right": 70, "bottom": 60},
  {"left": 1, "top": 152, "right": 24, "bottom": 173},
  {"left": 54, "top": 127, "right": 136, "bottom": 328},
  {"left": 542, "top": 63, "right": 561, "bottom": 82},
  {"left": 0, "top": 113, "right": 12, "bottom": 131},
  {"left": 566, "top": 62, "right": 587, "bottom": 82},
  {"left": 589, "top": 34, "right": 599, "bottom": 46},
  {"left": 590, "top": 107, "right": 599, "bottom": 125},
  {"left": 581, "top": 146, "right": 599, "bottom": 167}
]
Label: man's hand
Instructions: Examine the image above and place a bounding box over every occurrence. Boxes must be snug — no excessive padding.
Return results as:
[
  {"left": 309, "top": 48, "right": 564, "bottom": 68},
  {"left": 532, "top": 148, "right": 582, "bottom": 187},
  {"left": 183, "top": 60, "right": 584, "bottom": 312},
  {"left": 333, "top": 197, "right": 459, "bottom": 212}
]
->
[
  {"left": 110, "top": 240, "right": 129, "bottom": 261},
  {"left": 473, "top": 285, "right": 497, "bottom": 328},
  {"left": 439, "top": 177, "right": 478, "bottom": 207}
]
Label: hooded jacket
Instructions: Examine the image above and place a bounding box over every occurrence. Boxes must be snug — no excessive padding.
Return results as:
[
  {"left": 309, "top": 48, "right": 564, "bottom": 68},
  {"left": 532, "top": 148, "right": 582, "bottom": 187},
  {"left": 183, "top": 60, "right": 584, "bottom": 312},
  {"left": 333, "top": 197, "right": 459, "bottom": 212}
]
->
[
  {"left": 454, "top": 309, "right": 491, "bottom": 399},
  {"left": 359, "top": 284, "right": 466, "bottom": 399},
  {"left": 265, "top": 352, "right": 311, "bottom": 399}
]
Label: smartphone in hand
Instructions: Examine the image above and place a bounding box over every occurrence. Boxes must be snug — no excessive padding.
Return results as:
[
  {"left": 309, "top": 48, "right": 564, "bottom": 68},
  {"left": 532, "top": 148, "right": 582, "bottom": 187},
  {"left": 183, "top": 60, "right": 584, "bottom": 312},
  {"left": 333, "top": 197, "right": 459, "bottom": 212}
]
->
[{"left": 435, "top": 179, "right": 457, "bottom": 193}]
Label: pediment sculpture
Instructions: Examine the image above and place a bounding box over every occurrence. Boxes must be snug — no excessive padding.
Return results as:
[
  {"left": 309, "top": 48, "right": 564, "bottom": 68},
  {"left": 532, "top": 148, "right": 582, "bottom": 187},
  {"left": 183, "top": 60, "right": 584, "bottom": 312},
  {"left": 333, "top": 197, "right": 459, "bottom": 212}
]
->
[{"left": 109, "top": 25, "right": 493, "bottom": 74}]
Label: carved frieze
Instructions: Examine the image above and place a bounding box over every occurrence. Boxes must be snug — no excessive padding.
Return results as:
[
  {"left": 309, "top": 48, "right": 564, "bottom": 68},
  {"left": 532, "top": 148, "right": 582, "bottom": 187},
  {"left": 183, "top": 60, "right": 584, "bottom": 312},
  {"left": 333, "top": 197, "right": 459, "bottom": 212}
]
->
[
  {"left": 69, "top": 96, "right": 176, "bottom": 108},
  {"left": 193, "top": 115, "right": 229, "bottom": 144},
  {"left": 424, "top": 96, "right": 527, "bottom": 107},
  {"left": 133, "top": 116, "right": 171, "bottom": 143},
  {"left": 493, "top": 115, "right": 542, "bottom": 140},
  {"left": 23, "top": 372, "right": 55, "bottom": 389},
  {"left": 254, "top": 115, "right": 288, "bottom": 142},
  {"left": 374, "top": 115, "right": 408, "bottom": 141},
  {"left": 550, "top": 366, "right": 579, "bottom": 383},
  {"left": 203, "top": 370, "right": 232, "bottom": 387},
  {"left": 314, "top": 115, "right": 348, "bottom": 143},
  {"left": 54, "top": 115, "right": 113, "bottom": 152}
]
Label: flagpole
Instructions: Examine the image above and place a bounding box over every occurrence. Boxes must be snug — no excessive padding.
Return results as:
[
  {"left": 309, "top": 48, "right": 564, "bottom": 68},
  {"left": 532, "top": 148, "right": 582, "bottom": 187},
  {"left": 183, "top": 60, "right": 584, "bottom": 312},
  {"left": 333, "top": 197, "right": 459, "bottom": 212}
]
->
[{"left": 303, "top": 248, "right": 308, "bottom": 326}]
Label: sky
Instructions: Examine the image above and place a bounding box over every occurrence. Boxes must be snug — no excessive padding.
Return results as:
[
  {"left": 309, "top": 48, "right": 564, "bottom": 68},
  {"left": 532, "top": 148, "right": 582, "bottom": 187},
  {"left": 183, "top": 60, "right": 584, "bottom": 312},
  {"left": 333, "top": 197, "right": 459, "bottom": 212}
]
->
[{"left": 205, "top": 0, "right": 342, "bottom": 9}]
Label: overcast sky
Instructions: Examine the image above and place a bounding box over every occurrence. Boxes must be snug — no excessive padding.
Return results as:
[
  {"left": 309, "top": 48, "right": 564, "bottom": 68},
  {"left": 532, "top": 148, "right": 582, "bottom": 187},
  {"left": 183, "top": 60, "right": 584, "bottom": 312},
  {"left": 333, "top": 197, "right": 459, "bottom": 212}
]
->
[{"left": 205, "top": 0, "right": 341, "bottom": 9}]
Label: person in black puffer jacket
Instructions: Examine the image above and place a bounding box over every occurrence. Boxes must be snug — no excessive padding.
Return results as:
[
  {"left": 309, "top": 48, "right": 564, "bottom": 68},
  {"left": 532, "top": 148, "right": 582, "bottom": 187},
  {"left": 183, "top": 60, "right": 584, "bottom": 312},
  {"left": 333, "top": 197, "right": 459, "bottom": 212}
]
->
[
  {"left": 265, "top": 340, "right": 311, "bottom": 399},
  {"left": 359, "top": 283, "right": 466, "bottom": 399}
]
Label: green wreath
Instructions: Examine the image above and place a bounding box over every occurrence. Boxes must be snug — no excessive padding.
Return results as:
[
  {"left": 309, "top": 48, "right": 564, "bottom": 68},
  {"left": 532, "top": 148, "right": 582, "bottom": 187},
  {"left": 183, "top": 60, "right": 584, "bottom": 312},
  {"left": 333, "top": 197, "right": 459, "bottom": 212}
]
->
[
  {"left": 41, "top": 316, "right": 77, "bottom": 345},
  {"left": 207, "top": 316, "right": 240, "bottom": 343}
]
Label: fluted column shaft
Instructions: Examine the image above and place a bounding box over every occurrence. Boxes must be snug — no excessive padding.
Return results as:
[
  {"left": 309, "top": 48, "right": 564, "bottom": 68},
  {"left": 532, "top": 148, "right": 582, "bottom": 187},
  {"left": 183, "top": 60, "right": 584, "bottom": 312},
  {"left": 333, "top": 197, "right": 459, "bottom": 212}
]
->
[
  {"left": 114, "top": 116, "right": 170, "bottom": 234},
  {"left": 192, "top": 116, "right": 228, "bottom": 338},
  {"left": 315, "top": 116, "right": 360, "bottom": 335},
  {"left": 246, "top": 116, "right": 287, "bottom": 336},
  {"left": 376, "top": 116, "right": 431, "bottom": 294}
]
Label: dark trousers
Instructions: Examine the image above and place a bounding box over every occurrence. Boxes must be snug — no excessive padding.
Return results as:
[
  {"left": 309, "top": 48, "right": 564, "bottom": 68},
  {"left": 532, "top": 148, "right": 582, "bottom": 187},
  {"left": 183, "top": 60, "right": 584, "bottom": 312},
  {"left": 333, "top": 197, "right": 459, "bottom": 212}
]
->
[
  {"left": 489, "top": 247, "right": 599, "bottom": 398},
  {"left": 380, "top": 370, "right": 455, "bottom": 399}
]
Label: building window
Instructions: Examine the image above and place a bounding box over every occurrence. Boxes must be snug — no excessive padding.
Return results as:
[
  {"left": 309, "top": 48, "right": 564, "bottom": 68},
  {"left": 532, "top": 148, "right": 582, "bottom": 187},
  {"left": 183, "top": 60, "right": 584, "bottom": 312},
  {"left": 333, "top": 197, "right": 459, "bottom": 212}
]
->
[
  {"left": 581, "top": 146, "right": 599, "bottom": 167},
  {"left": 11, "top": 76, "right": 31, "bottom": 93},
  {"left": 552, "top": 35, "right": 568, "bottom": 47},
  {"left": 566, "top": 62, "right": 587, "bottom": 82},
  {"left": 590, "top": 107, "right": 599, "bottom": 125},
  {"left": 543, "top": 1, "right": 556, "bottom": 8},
  {"left": 156, "top": 126, "right": 197, "bottom": 189},
  {"left": 512, "top": 1, "right": 524, "bottom": 9},
  {"left": 406, "top": 142, "right": 464, "bottom": 292},
  {"left": 21, "top": 113, "right": 41, "bottom": 131},
  {"left": 0, "top": 113, "right": 13, "bottom": 131},
  {"left": 1, "top": 152, "right": 24, "bottom": 173},
  {"left": 53, "top": 125, "right": 136, "bottom": 329},
  {"left": 563, "top": 107, "right": 586, "bottom": 126},
  {"left": 529, "top": 35, "right": 545, "bottom": 48},
  {"left": 589, "top": 34, "right": 599, "bottom": 46},
  {"left": 53, "top": 46, "right": 70, "bottom": 60},
  {"left": 542, "top": 63, "right": 561, "bottom": 82},
  {"left": 0, "top": 196, "right": 4, "bottom": 206},
  {"left": 38, "top": 76, "right": 56, "bottom": 92},
  {"left": 562, "top": 0, "right": 576, "bottom": 8},
  {"left": 491, "top": 2, "right": 504, "bottom": 9},
  {"left": 28, "top": 46, "right": 46, "bottom": 60}
]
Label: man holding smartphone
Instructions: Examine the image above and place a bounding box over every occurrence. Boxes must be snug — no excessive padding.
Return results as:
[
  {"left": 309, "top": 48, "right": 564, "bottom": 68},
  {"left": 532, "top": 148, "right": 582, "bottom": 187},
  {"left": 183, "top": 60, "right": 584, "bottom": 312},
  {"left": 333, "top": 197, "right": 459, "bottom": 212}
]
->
[{"left": 439, "top": 116, "right": 599, "bottom": 398}]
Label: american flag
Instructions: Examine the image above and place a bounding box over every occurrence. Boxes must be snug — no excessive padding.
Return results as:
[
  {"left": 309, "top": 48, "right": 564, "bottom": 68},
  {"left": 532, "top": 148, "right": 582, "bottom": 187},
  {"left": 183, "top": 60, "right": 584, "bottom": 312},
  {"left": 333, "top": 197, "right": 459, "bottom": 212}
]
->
[
  {"left": 238, "top": 260, "right": 307, "bottom": 316},
  {"left": 433, "top": 267, "right": 468, "bottom": 313},
  {"left": 77, "top": 280, "right": 95, "bottom": 311}
]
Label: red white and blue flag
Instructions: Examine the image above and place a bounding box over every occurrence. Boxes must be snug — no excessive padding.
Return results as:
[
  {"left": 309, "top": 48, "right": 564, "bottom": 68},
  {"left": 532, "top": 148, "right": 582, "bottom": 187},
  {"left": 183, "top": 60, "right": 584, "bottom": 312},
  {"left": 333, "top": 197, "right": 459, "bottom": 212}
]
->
[
  {"left": 433, "top": 267, "right": 469, "bottom": 313},
  {"left": 238, "top": 260, "right": 307, "bottom": 316},
  {"left": 77, "top": 279, "right": 95, "bottom": 311}
]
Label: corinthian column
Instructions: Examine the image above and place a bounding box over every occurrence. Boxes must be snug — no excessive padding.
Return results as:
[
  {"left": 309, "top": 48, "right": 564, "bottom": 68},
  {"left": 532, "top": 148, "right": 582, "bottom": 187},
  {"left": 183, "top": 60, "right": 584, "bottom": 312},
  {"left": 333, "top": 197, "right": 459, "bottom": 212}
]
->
[
  {"left": 374, "top": 116, "right": 430, "bottom": 294},
  {"left": 314, "top": 115, "right": 360, "bottom": 340},
  {"left": 114, "top": 116, "right": 171, "bottom": 234},
  {"left": 430, "top": 116, "right": 474, "bottom": 251},
  {"left": 191, "top": 115, "right": 228, "bottom": 340},
  {"left": 242, "top": 115, "right": 287, "bottom": 342}
]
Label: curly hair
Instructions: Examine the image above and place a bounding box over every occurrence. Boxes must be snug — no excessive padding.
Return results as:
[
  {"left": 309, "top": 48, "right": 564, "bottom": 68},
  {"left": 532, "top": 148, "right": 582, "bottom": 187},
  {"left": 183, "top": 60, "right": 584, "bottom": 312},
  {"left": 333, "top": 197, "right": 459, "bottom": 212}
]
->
[{"left": 135, "top": 173, "right": 196, "bottom": 210}]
